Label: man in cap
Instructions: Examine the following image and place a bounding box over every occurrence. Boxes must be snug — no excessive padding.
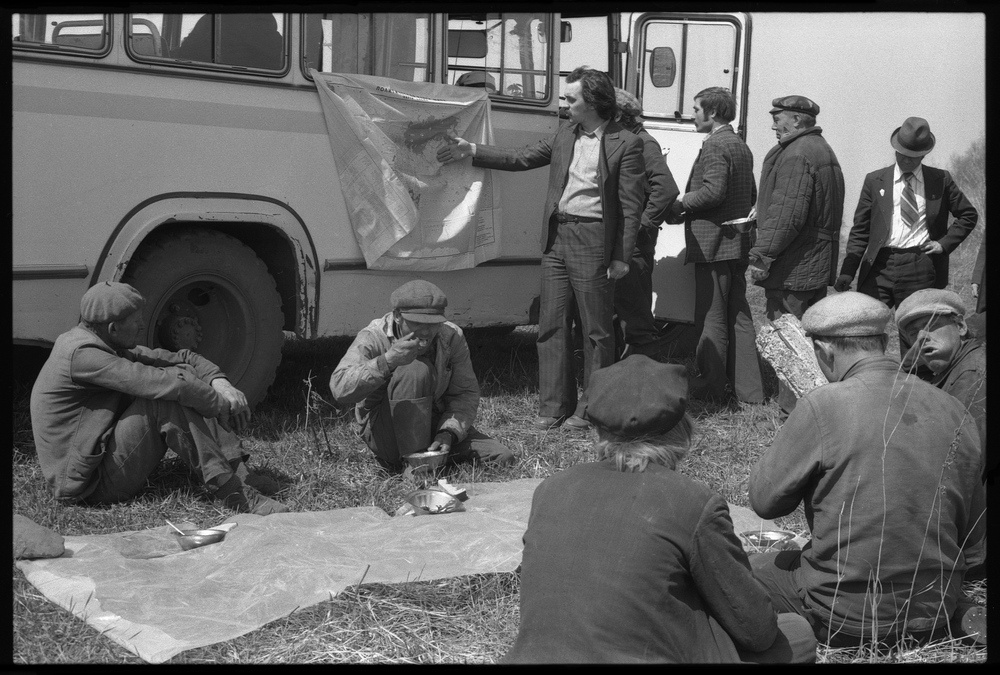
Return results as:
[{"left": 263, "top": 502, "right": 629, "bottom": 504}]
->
[
  {"left": 437, "top": 67, "right": 646, "bottom": 432},
  {"left": 748, "top": 291, "right": 986, "bottom": 647},
  {"left": 749, "top": 96, "right": 845, "bottom": 322},
  {"left": 836, "top": 117, "right": 978, "bottom": 306},
  {"left": 895, "top": 289, "right": 989, "bottom": 479},
  {"left": 30, "top": 281, "right": 288, "bottom": 515},
  {"left": 329, "top": 279, "right": 514, "bottom": 471},
  {"left": 505, "top": 355, "right": 817, "bottom": 663},
  {"left": 666, "top": 86, "right": 764, "bottom": 403},
  {"left": 611, "top": 88, "right": 679, "bottom": 360}
]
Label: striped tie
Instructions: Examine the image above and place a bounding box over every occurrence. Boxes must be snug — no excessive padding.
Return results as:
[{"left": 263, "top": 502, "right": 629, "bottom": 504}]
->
[{"left": 900, "top": 172, "right": 920, "bottom": 229}]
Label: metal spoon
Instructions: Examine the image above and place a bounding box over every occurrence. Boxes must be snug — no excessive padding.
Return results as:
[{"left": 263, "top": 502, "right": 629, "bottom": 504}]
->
[{"left": 165, "top": 519, "right": 186, "bottom": 535}]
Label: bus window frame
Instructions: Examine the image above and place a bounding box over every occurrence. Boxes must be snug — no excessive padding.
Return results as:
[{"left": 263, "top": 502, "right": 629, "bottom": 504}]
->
[
  {"left": 11, "top": 13, "right": 113, "bottom": 58},
  {"left": 124, "top": 12, "right": 291, "bottom": 77},
  {"left": 632, "top": 13, "right": 742, "bottom": 124}
]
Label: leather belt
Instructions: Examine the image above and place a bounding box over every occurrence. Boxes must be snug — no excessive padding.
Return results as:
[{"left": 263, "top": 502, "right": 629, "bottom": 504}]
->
[
  {"left": 881, "top": 245, "right": 924, "bottom": 255},
  {"left": 554, "top": 213, "right": 602, "bottom": 224}
]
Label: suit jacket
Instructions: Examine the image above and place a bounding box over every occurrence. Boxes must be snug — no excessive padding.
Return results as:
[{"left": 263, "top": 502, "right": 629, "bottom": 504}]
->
[
  {"left": 839, "top": 164, "right": 978, "bottom": 288},
  {"left": 680, "top": 124, "right": 756, "bottom": 263},
  {"left": 473, "top": 120, "right": 646, "bottom": 266}
]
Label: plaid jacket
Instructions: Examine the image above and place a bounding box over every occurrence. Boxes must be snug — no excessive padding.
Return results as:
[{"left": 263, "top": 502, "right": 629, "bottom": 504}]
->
[{"left": 681, "top": 125, "right": 756, "bottom": 263}]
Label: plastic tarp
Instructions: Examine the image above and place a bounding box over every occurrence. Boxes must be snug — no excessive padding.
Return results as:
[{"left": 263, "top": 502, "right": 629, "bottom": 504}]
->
[
  {"left": 16, "top": 476, "right": 783, "bottom": 664},
  {"left": 312, "top": 70, "right": 502, "bottom": 271}
]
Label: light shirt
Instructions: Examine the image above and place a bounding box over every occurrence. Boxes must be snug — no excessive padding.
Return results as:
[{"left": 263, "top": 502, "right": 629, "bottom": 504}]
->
[
  {"left": 887, "top": 162, "right": 929, "bottom": 248},
  {"left": 557, "top": 120, "right": 608, "bottom": 219}
]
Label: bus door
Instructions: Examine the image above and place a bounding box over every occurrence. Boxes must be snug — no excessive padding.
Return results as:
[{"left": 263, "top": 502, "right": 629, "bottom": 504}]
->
[{"left": 627, "top": 12, "right": 750, "bottom": 324}]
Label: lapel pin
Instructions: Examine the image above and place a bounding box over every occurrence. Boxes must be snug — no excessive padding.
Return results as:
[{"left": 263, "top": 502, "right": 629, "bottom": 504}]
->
[{"left": 879, "top": 188, "right": 885, "bottom": 197}]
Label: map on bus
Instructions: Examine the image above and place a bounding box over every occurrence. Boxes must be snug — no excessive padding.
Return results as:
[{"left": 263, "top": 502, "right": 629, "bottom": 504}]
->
[{"left": 312, "top": 71, "right": 501, "bottom": 271}]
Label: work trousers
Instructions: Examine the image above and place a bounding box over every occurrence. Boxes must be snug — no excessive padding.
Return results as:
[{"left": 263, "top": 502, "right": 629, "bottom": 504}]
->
[
  {"left": 736, "top": 613, "right": 818, "bottom": 664},
  {"left": 359, "top": 357, "right": 512, "bottom": 471},
  {"left": 538, "top": 218, "right": 615, "bottom": 418},
  {"left": 613, "top": 228, "right": 659, "bottom": 358},
  {"left": 85, "top": 397, "right": 243, "bottom": 504},
  {"left": 693, "top": 259, "right": 764, "bottom": 402},
  {"left": 750, "top": 550, "right": 957, "bottom": 649},
  {"left": 764, "top": 286, "right": 828, "bottom": 414},
  {"left": 859, "top": 246, "right": 937, "bottom": 309}
]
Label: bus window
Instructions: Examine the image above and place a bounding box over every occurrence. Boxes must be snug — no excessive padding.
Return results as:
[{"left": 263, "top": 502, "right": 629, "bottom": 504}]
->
[
  {"left": 303, "top": 14, "right": 431, "bottom": 82},
  {"left": 558, "top": 15, "right": 610, "bottom": 98},
  {"left": 128, "top": 13, "right": 286, "bottom": 71},
  {"left": 12, "top": 13, "right": 109, "bottom": 52},
  {"left": 446, "top": 13, "right": 551, "bottom": 103},
  {"left": 639, "top": 20, "right": 738, "bottom": 120}
]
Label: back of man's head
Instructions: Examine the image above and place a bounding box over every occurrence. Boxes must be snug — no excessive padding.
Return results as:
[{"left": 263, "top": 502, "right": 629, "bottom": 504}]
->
[{"left": 802, "top": 291, "right": 892, "bottom": 360}]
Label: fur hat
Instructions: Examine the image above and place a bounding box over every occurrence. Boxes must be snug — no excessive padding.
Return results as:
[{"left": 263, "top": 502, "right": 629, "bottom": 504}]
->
[
  {"left": 584, "top": 356, "right": 688, "bottom": 438},
  {"left": 80, "top": 281, "right": 145, "bottom": 324},
  {"left": 801, "top": 291, "right": 891, "bottom": 337}
]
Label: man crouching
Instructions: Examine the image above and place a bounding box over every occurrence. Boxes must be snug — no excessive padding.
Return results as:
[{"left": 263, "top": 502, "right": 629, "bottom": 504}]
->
[
  {"left": 30, "top": 282, "right": 288, "bottom": 515},
  {"left": 329, "top": 280, "right": 515, "bottom": 472}
]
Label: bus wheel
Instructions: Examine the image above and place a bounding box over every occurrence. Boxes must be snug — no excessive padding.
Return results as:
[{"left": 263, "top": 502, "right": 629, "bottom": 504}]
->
[{"left": 122, "top": 228, "right": 284, "bottom": 408}]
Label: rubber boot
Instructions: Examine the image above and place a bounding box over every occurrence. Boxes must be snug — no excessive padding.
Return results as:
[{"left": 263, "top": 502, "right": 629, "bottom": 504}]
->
[{"left": 213, "top": 474, "right": 290, "bottom": 516}]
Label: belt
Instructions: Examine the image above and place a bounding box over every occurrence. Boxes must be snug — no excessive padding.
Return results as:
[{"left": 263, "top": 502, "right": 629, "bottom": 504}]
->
[
  {"left": 554, "top": 213, "right": 602, "bottom": 224},
  {"left": 881, "top": 245, "right": 924, "bottom": 255}
]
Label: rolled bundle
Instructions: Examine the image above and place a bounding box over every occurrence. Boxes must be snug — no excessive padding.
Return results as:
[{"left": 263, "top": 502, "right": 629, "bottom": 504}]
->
[{"left": 756, "top": 314, "right": 827, "bottom": 401}]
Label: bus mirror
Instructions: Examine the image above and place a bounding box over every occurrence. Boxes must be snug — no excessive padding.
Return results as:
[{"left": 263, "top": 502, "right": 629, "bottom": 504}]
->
[
  {"left": 561, "top": 21, "right": 572, "bottom": 43},
  {"left": 650, "top": 47, "right": 676, "bottom": 88}
]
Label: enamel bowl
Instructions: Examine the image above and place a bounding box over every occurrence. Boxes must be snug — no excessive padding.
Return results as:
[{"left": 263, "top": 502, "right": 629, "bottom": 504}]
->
[
  {"left": 402, "top": 449, "right": 449, "bottom": 472},
  {"left": 404, "top": 489, "right": 463, "bottom": 515},
  {"left": 176, "top": 528, "right": 227, "bottom": 551}
]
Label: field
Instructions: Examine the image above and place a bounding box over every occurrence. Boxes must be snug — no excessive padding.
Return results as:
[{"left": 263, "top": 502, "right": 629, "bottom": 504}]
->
[{"left": 11, "top": 281, "right": 986, "bottom": 664}]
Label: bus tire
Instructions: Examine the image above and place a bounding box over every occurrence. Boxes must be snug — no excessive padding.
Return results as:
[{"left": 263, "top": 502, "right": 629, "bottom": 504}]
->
[{"left": 122, "top": 228, "right": 284, "bottom": 408}]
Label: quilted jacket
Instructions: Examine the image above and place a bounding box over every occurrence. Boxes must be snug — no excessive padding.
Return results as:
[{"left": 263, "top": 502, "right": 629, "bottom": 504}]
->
[{"left": 750, "top": 127, "right": 845, "bottom": 290}]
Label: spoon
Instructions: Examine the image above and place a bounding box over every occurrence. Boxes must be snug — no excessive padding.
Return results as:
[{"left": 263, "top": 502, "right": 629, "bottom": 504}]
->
[{"left": 165, "top": 519, "right": 186, "bottom": 535}]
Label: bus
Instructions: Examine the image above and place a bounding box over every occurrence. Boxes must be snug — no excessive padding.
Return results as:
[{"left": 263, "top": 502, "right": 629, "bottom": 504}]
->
[{"left": 12, "top": 11, "right": 750, "bottom": 404}]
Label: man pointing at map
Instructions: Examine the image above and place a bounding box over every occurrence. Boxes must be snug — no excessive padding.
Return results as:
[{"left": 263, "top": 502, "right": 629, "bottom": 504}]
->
[{"left": 438, "top": 66, "right": 646, "bottom": 432}]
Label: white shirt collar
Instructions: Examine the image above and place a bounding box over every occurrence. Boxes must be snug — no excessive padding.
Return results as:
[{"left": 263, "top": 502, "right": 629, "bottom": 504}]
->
[{"left": 894, "top": 162, "right": 924, "bottom": 184}]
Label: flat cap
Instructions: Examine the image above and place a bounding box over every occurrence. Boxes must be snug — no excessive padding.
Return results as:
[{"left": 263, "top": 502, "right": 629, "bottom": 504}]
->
[
  {"left": 802, "top": 291, "right": 891, "bottom": 337},
  {"left": 770, "top": 95, "right": 820, "bottom": 116},
  {"left": 585, "top": 356, "right": 688, "bottom": 438},
  {"left": 391, "top": 280, "right": 447, "bottom": 323},
  {"left": 80, "top": 281, "right": 145, "bottom": 324},
  {"left": 895, "top": 289, "right": 966, "bottom": 329}
]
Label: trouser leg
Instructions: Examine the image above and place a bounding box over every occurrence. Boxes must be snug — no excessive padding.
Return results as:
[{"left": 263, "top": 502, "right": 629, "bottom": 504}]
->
[
  {"left": 87, "top": 396, "right": 242, "bottom": 503},
  {"left": 537, "top": 246, "right": 576, "bottom": 418},
  {"left": 450, "top": 426, "right": 516, "bottom": 465},
  {"left": 359, "top": 356, "right": 436, "bottom": 470},
  {"left": 737, "top": 613, "right": 818, "bottom": 664},
  {"left": 694, "top": 261, "right": 731, "bottom": 398},
  {"left": 728, "top": 260, "right": 765, "bottom": 402},
  {"left": 614, "top": 236, "right": 658, "bottom": 355}
]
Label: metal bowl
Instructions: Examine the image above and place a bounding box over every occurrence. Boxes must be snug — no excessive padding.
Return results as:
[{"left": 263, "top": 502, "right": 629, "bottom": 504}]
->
[
  {"left": 405, "top": 489, "right": 463, "bottom": 515},
  {"left": 175, "top": 528, "right": 227, "bottom": 551},
  {"left": 402, "top": 449, "right": 449, "bottom": 472},
  {"left": 723, "top": 216, "right": 756, "bottom": 234},
  {"left": 741, "top": 530, "right": 796, "bottom": 551}
]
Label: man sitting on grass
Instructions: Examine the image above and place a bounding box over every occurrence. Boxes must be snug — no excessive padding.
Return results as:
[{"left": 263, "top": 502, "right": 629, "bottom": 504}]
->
[
  {"left": 505, "top": 355, "right": 817, "bottom": 663},
  {"left": 30, "top": 282, "right": 288, "bottom": 515},
  {"left": 748, "top": 291, "right": 986, "bottom": 648},
  {"left": 329, "top": 279, "right": 515, "bottom": 472},
  {"left": 895, "top": 288, "right": 989, "bottom": 481}
]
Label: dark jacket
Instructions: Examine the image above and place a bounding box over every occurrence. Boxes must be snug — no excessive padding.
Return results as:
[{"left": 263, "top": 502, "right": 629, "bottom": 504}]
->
[
  {"left": 750, "top": 126, "right": 845, "bottom": 290},
  {"left": 840, "top": 165, "right": 978, "bottom": 289},
  {"left": 633, "top": 125, "right": 679, "bottom": 253},
  {"left": 30, "top": 325, "right": 226, "bottom": 500},
  {"left": 473, "top": 119, "right": 646, "bottom": 266},
  {"left": 749, "top": 355, "right": 985, "bottom": 640},
  {"left": 681, "top": 124, "right": 757, "bottom": 263},
  {"left": 506, "top": 461, "right": 779, "bottom": 663}
]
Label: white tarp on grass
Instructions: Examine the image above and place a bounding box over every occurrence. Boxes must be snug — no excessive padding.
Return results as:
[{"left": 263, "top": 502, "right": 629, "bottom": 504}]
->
[
  {"left": 312, "top": 70, "right": 502, "bottom": 271},
  {"left": 16, "top": 476, "right": 781, "bottom": 663}
]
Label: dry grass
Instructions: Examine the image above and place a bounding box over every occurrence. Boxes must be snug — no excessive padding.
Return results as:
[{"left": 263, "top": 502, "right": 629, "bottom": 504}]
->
[{"left": 11, "top": 275, "right": 986, "bottom": 662}]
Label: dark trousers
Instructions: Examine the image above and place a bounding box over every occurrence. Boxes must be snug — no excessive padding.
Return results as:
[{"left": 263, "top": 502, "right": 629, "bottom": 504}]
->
[
  {"left": 538, "top": 219, "right": 615, "bottom": 418},
  {"left": 86, "top": 396, "right": 244, "bottom": 503},
  {"left": 859, "top": 246, "right": 937, "bottom": 309},
  {"left": 736, "top": 613, "right": 817, "bottom": 664},
  {"left": 693, "top": 259, "right": 764, "bottom": 402},
  {"left": 613, "top": 229, "right": 659, "bottom": 357},
  {"left": 359, "top": 357, "right": 511, "bottom": 470},
  {"left": 764, "top": 286, "right": 828, "bottom": 414}
]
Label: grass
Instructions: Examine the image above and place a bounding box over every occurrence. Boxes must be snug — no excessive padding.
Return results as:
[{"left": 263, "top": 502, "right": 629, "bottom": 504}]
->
[{"left": 11, "top": 277, "right": 986, "bottom": 664}]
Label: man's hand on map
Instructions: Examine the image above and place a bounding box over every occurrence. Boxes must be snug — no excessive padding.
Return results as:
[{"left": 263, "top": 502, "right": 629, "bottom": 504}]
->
[{"left": 436, "top": 136, "right": 474, "bottom": 164}]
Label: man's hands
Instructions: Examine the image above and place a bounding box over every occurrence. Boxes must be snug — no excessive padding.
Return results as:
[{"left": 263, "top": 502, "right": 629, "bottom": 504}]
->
[
  {"left": 213, "top": 378, "right": 250, "bottom": 434},
  {"left": 749, "top": 264, "right": 769, "bottom": 282},
  {"left": 436, "top": 136, "right": 474, "bottom": 164},
  {"left": 921, "top": 240, "right": 944, "bottom": 255},
  {"left": 834, "top": 274, "right": 853, "bottom": 292},
  {"left": 427, "top": 430, "right": 455, "bottom": 454},
  {"left": 608, "top": 260, "right": 630, "bottom": 280},
  {"left": 385, "top": 332, "right": 424, "bottom": 370},
  {"left": 972, "top": 283, "right": 980, "bottom": 299}
]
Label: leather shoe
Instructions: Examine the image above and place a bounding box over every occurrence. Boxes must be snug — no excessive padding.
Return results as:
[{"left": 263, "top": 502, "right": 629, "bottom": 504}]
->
[
  {"left": 532, "top": 415, "right": 565, "bottom": 431},
  {"left": 563, "top": 415, "right": 591, "bottom": 431}
]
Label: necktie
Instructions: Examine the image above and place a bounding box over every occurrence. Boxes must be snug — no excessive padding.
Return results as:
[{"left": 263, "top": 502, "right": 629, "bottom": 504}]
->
[{"left": 900, "top": 172, "right": 919, "bottom": 229}]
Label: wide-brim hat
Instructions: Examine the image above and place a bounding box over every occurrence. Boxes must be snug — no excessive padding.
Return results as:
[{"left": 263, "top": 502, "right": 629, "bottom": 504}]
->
[{"left": 890, "top": 116, "right": 935, "bottom": 157}]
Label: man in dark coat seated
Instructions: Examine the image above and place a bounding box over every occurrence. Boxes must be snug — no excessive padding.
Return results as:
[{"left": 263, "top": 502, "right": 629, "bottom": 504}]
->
[{"left": 504, "top": 355, "right": 816, "bottom": 663}]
